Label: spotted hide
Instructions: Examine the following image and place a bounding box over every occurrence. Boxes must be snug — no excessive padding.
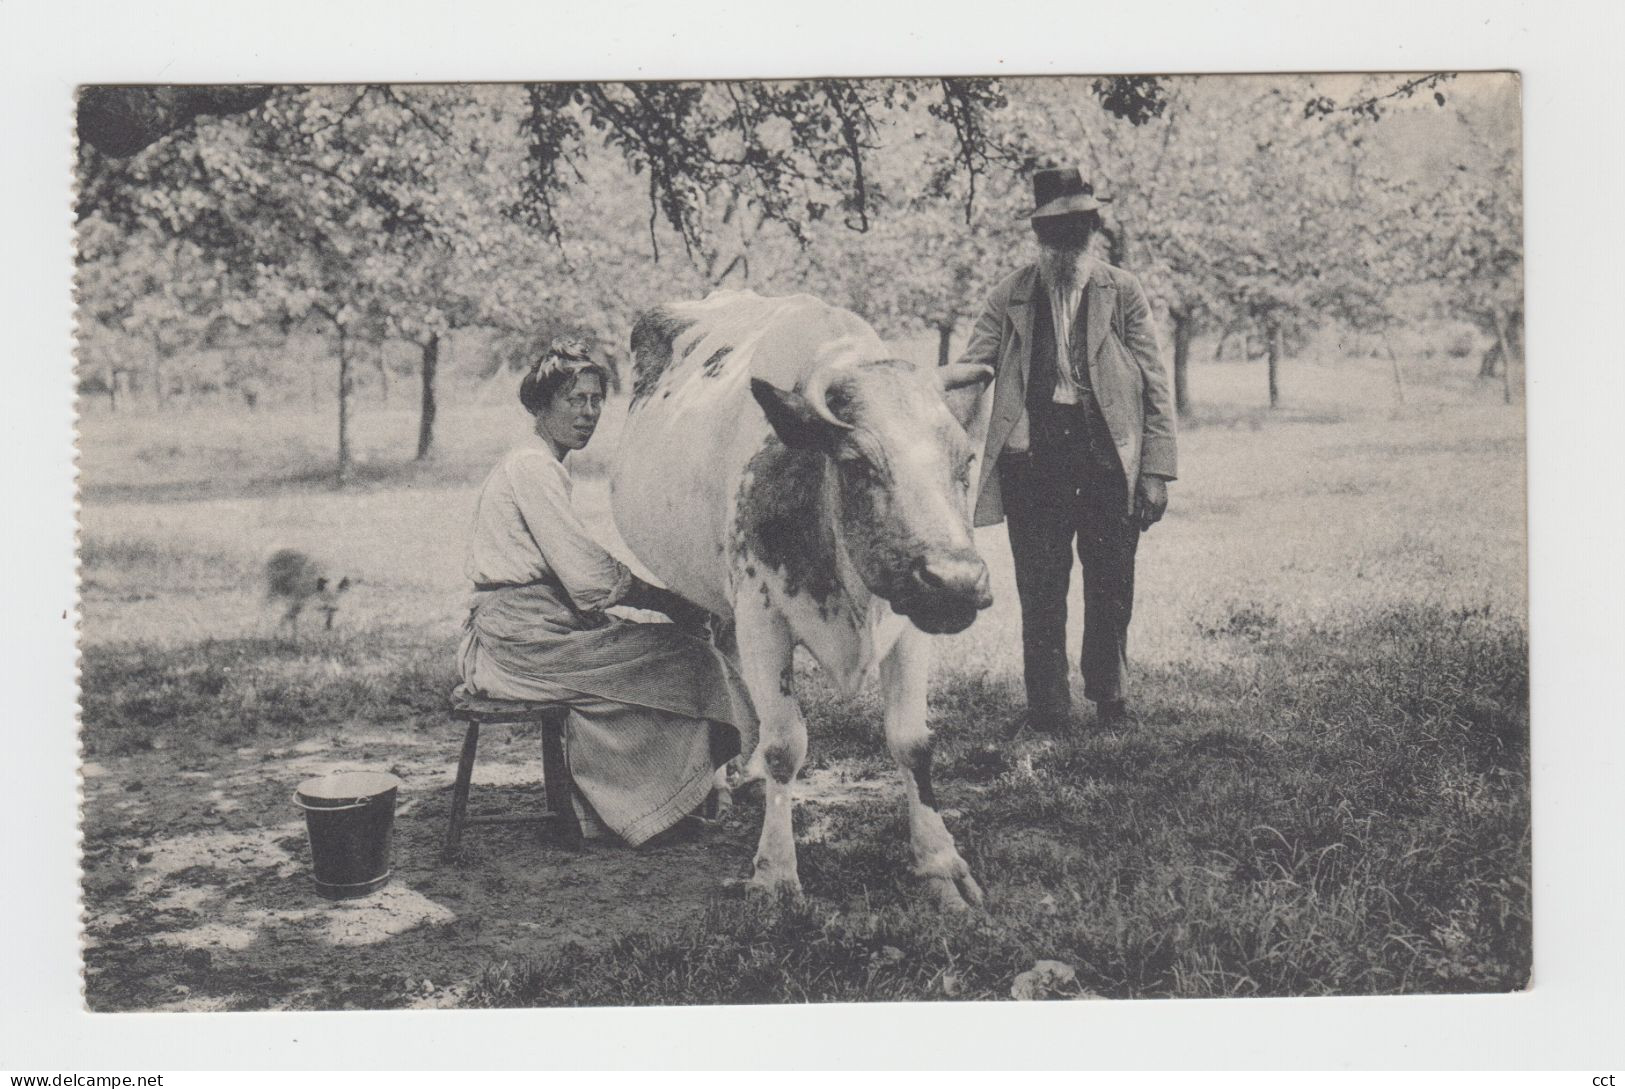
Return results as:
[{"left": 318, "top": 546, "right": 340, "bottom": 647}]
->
[{"left": 610, "top": 290, "right": 996, "bottom": 909}]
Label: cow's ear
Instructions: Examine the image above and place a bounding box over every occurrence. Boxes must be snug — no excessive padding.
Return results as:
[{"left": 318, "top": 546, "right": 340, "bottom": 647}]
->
[
  {"left": 939, "top": 364, "right": 994, "bottom": 430},
  {"left": 751, "top": 378, "right": 842, "bottom": 453},
  {"left": 315, "top": 577, "right": 329, "bottom": 592},
  {"left": 337, "top": 577, "right": 352, "bottom": 592}
]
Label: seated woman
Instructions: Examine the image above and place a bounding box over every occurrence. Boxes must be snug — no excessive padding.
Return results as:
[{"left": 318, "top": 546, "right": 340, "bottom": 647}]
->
[{"left": 457, "top": 339, "right": 756, "bottom": 846}]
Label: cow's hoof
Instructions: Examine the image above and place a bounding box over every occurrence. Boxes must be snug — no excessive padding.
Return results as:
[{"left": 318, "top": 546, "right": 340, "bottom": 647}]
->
[
  {"left": 918, "top": 853, "right": 984, "bottom": 911},
  {"left": 718, "top": 875, "right": 798, "bottom": 903},
  {"left": 745, "top": 867, "right": 803, "bottom": 903},
  {"left": 926, "top": 872, "right": 984, "bottom": 912},
  {"left": 748, "top": 878, "right": 803, "bottom": 903},
  {"left": 955, "top": 871, "right": 986, "bottom": 908}
]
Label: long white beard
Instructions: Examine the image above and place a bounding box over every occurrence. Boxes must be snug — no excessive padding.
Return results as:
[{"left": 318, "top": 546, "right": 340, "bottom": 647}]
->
[{"left": 1038, "top": 243, "right": 1088, "bottom": 292}]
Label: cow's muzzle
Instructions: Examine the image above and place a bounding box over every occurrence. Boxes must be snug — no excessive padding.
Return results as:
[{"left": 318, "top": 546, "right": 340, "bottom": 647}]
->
[{"left": 895, "top": 553, "right": 993, "bottom": 635}]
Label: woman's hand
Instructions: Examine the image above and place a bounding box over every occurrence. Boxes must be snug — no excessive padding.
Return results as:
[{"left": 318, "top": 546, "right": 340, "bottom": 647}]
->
[
  {"left": 623, "top": 577, "right": 714, "bottom": 637},
  {"left": 658, "top": 593, "right": 715, "bottom": 639}
]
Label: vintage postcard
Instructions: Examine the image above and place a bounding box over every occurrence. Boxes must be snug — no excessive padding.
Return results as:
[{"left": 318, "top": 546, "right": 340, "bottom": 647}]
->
[{"left": 71, "top": 73, "right": 1528, "bottom": 1013}]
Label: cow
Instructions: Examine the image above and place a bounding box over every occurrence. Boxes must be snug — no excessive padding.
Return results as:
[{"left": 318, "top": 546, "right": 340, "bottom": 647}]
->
[{"left": 610, "top": 291, "right": 996, "bottom": 910}]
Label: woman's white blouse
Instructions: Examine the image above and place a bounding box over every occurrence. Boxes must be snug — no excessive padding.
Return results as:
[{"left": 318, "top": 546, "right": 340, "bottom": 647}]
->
[{"left": 464, "top": 440, "right": 634, "bottom": 612}]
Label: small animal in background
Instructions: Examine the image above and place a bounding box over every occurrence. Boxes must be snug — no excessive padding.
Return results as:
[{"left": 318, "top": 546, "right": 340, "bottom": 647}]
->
[{"left": 264, "top": 548, "right": 351, "bottom": 636}]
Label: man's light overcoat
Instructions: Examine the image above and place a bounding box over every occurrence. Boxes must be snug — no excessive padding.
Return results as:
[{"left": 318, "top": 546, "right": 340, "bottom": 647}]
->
[{"left": 954, "top": 262, "right": 1178, "bottom": 526}]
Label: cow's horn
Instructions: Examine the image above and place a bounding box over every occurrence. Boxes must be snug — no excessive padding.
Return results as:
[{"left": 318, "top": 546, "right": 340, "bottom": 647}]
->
[
  {"left": 800, "top": 364, "right": 855, "bottom": 431},
  {"left": 938, "top": 363, "right": 995, "bottom": 391}
]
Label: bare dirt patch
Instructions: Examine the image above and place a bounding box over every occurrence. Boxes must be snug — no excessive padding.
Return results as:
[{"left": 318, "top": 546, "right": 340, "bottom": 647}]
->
[{"left": 80, "top": 726, "right": 844, "bottom": 1011}]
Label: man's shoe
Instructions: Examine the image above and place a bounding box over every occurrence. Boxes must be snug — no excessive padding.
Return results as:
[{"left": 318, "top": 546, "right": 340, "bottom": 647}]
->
[{"left": 1095, "top": 699, "right": 1131, "bottom": 728}]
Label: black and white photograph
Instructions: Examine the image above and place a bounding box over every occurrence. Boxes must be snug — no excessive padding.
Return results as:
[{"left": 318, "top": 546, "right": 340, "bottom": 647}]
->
[{"left": 64, "top": 70, "right": 1539, "bottom": 1015}]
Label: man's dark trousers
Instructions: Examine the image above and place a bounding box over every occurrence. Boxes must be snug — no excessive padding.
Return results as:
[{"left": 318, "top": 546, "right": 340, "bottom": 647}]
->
[{"left": 1000, "top": 397, "right": 1138, "bottom": 722}]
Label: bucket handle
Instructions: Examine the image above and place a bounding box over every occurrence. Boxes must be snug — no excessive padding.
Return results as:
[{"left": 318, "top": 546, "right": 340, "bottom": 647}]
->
[{"left": 293, "top": 792, "right": 375, "bottom": 812}]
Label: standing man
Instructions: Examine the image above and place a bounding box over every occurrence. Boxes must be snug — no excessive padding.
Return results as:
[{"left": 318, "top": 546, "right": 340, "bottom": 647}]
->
[{"left": 954, "top": 167, "right": 1178, "bottom": 732}]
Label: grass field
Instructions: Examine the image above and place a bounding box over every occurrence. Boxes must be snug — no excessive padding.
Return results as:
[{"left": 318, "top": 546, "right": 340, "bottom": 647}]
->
[{"left": 77, "top": 344, "right": 1529, "bottom": 1008}]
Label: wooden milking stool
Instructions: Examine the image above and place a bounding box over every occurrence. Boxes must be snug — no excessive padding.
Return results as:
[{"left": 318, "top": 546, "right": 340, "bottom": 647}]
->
[{"left": 444, "top": 685, "right": 583, "bottom": 857}]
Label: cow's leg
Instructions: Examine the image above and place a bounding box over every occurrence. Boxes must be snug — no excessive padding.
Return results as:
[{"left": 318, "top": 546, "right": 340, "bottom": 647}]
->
[
  {"left": 881, "top": 626, "right": 984, "bottom": 911},
  {"left": 733, "top": 601, "right": 804, "bottom": 897},
  {"left": 714, "top": 615, "right": 766, "bottom": 794}
]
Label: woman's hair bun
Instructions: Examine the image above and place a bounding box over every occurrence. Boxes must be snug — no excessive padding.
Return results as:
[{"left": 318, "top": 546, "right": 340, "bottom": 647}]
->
[{"left": 544, "top": 337, "right": 593, "bottom": 365}]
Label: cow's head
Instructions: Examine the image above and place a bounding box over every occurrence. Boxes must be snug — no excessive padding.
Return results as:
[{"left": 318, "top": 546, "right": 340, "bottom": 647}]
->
[{"left": 751, "top": 360, "right": 994, "bottom": 634}]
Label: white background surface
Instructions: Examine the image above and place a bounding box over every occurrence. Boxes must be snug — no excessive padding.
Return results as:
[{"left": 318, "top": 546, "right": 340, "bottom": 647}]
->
[{"left": 2, "top": 0, "right": 1621, "bottom": 1070}]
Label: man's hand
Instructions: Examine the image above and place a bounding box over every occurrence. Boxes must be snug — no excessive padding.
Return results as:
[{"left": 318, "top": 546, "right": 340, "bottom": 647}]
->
[{"left": 1134, "top": 475, "right": 1169, "bottom": 531}]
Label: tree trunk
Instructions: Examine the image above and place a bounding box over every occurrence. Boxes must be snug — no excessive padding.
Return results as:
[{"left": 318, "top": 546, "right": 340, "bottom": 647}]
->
[
  {"left": 1267, "top": 324, "right": 1283, "bottom": 408},
  {"left": 374, "top": 345, "right": 390, "bottom": 405},
  {"left": 1171, "top": 310, "right": 1193, "bottom": 418},
  {"left": 106, "top": 366, "right": 118, "bottom": 412},
  {"left": 416, "top": 332, "right": 439, "bottom": 461},
  {"left": 152, "top": 346, "right": 166, "bottom": 411},
  {"left": 336, "top": 332, "right": 353, "bottom": 486},
  {"left": 1491, "top": 309, "right": 1517, "bottom": 405},
  {"left": 1383, "top": 333, "right": 1407, "bottom": 406},
  {"left": 1479, "top": 344, "right": 1501, "bottom": 378},
  {"left": 936, "top": 322, "right": 954, "bottom": 369}
]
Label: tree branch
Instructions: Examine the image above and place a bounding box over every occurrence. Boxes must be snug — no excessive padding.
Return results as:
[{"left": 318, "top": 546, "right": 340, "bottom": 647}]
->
[
  {"left": 300, "top": 88, "right": 371, "bottom": 138},
  {"left": 1303, "top": 73, "right": 1457, "bottom": 122},
  {"left": 376, "top": 85, "right": 453, "bottom": 144}
]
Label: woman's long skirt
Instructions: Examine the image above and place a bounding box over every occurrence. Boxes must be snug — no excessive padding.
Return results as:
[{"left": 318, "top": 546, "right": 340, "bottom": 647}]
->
[{"left": 457, "top": 582, "right": 757, "bottom": 846}]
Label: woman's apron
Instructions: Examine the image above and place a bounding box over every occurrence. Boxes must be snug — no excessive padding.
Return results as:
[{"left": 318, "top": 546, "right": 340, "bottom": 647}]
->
[{"left": 458, "top": 580, "right": 756, "bottom": 846}]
